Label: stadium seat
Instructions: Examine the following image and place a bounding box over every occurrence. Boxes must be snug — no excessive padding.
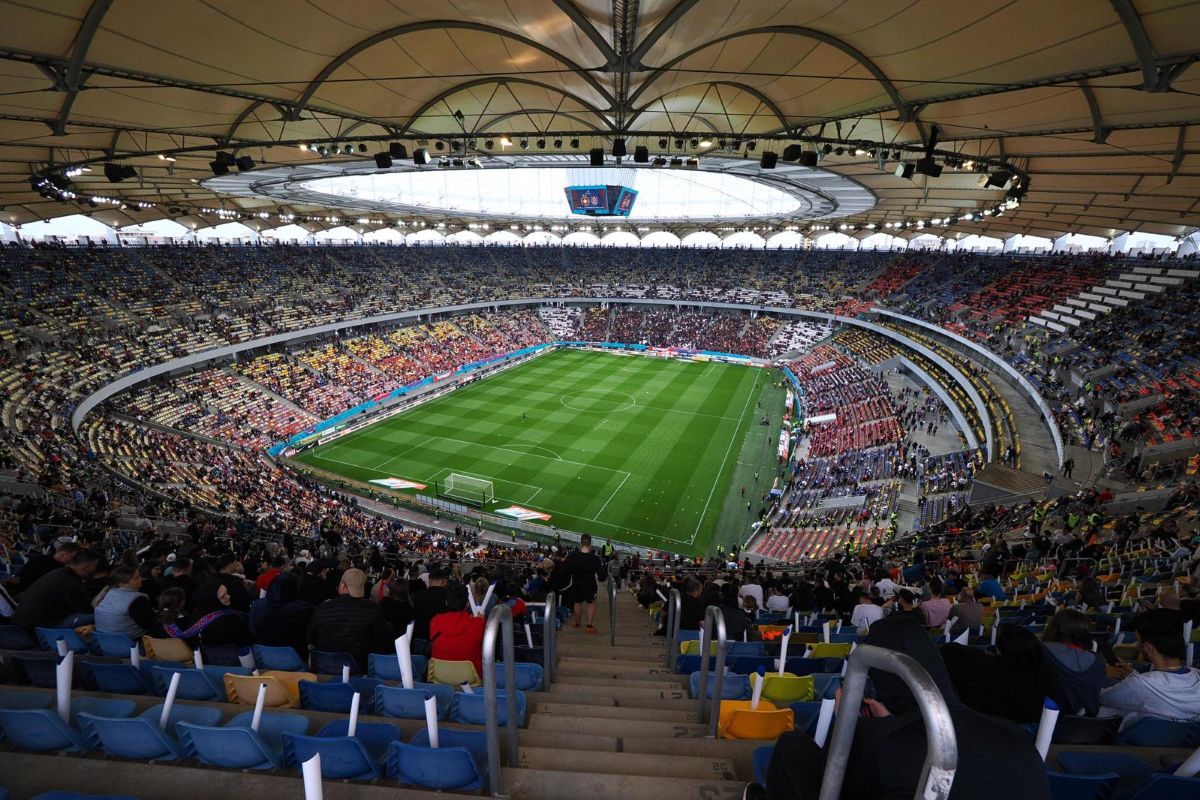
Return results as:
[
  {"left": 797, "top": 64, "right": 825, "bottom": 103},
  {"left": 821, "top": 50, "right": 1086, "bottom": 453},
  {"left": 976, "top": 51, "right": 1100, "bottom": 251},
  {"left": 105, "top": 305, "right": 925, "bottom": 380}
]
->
[
  {"left": 1046, "top": 770, "right": 1120, "bottom": 800},
  {"left": 282, "top": 732, "right": 383, "bottom": 780},
  {"left": 753, "top": 745, "right": 773, "bottom": 786},
  {"left": 787, "top": 701, "right": 824, "bottom": 735},
  {"left": 79, "top": 712, "right": 184, "bottom": 761},
  {"left": 718, "top": 703, "right": 795, "bottom": 740},
  {"left": 783, "top": 657, "right": 842, "bottom": 676},
  {"left": 811, "top": 673, "right": 841, "bottom": 700},
  {"left": 427, "top": 658, "right": 481, "bottom": 687},
  {"left": 749, "top": 673, "right": 815, "bottom": 703},
  {"left": 199, "top": 645, "right": 241, "bottom": 667},
  {"left": 375, "top": 686, "right": 447, "bottom": 720},
  {"left": 260, "top": 669, "right": 317, "bottom": 703},
  {"left": 225, "top": 710, "right": 309, "bottom": 752},
  {"left": 368, "top": 652, "right": 428, "bottom": 682},
  {"left": 88, "top": 632, "right": 136, "bottom": 658},
  {"left": 252, "top": 644, "right": 306, "bottom": 672},
  {"left": 316, "top": 720, "right": 403, "bottom": 762},
  {"left": 689, "top": 671, "right": 751, "bottom": 701},
  {"left": 223, "top": 674, "right": 293, "bottom": 708},
  {"left": 1052, "top": 716, "right": 1120, "bottom": 745},
  {"left": 410, "top": 728, "right": 488, "bottom": 765},
  {"left": 0, "top": 709, "right": 86, "bottom": 752},
  {"left": 178, "top": 722, "right": 282, "bottom": 770},
  {"left": 33, "top": 628, "right": 88, "bottom": 655},
  {"left": 809, "top": 643, "right": 853, "bottom": 659},
  {"left": 1116, "top": 718, "right": 1200, "bottom": 748},
  {"left": 493, "top": 662, "right": 543, "bottom": 691},
  {"left": 0, "top": 691, "right": 53, "bottom": 711},
  {"left": 0, "top": 625, "right": 37, "bottom": 650},
  {"left": 451, "top": 690, "right": 526, "bottom": 726},
  {"left": 140, "top": 702, "right": 223, "bottom": 733},
  {"left": 1128, "top": 775, "right": 1200, "bottom": 799},
  {"left": 298, "top": 679, "right": 357, "bottom": 712},
  {"left": 150, "top": 665, "right": 221, "bottom": 702},
  {"left": 11, "top": 656, "right": 62, "bottom": 689},
  {"left": 387, "top": 739, "right": 486, "bottom": 791},
  {"left": 1056, "top": 751, "right": 1156, "bottom": 798},
  {"left": 86, "top": 662, "right": 152, "bottom": 695},
  {"left": 680, "top": 640, "right": 720, "bottom": 656},
  {"left": 310, "top": 650, "right": 358, "bottom": 676},
  {"left": 141, "top": 637, "right": 192, "bottom": 663}
]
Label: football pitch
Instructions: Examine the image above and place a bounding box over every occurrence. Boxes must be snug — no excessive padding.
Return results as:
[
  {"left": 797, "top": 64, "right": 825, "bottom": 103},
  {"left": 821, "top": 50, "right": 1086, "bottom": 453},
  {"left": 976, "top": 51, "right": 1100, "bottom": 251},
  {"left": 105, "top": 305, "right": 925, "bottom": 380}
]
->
[{"left": 292, "top": 348, "right": 785, "bottom": 555}]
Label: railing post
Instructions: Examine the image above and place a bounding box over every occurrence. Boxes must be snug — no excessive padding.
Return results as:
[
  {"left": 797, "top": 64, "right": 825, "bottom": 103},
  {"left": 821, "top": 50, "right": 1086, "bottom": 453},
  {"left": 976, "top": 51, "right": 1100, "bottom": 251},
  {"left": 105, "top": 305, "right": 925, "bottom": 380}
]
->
[
  {"left": 666, "top": 588, "right": 682, "bottom": 672},
  {"left": 607, "top": 577, "right": 617, "bottom": 647},
  {"left": 818, "top": 644, "right": 958, "bottom": 800},
  {"left": 543, "top": 591, "right": 557, "bottom": 687},
  {"left": 482, "top": 604, "right": 520, "bottom": 796},
  {"left": 694, "top": 605, "right": 727, "bottom": 737}
]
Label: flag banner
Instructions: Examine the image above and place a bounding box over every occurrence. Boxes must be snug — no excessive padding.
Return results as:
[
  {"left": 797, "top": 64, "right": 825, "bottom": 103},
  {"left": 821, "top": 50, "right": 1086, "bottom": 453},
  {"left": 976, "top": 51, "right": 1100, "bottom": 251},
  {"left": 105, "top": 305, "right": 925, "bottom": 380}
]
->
[
  {"left": 496, "top": 505, "right": 552, "bottom": 522},
  {"left": 369, "top": 477, "right": 428, "bottom": 490}
]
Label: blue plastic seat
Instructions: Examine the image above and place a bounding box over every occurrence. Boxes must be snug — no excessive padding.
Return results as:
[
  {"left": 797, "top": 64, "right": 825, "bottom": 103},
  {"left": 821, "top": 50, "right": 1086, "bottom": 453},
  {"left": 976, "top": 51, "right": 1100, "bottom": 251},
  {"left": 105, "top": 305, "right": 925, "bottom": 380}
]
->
[
  {"left": 1057, "top": 751, "right": 1155, "bottom": 797},
  {"left": 12, "top": 655, "right": 60, "bottom": 688},
  {"left": 310, "top": 650, "right": 359, "bottom": 676},
  {"left": 0, "top": 690, "right": 53, "bottom": 710},
  {"left": 1046, "top": 771, "right": 1120, "bottom": 800},
  {"left": 689, "top": 671, "right": 751, "bottom": 701},
  {"left": 299, "top": 679, "right": 357, "bottom": 712},
  {"left": 1116, "top": 718, "right": 1200, "bottom": 748},
  {"left": 225, "top": 710, "right": 309, "bottom": 752},
  {"left": 0, "top": 709, "right": 86, "bottom": 752},
  {"left": 139, "top": 702, "right": 222, "bottom": 733},
  {"left": 787, "top": 701, "right": 824, "bottom": 735},
  {"left": 1129, "top": 775, "right": 1200, "bottom": 800},
  {"left": 376, "top": 686, "right": 444, "bottom": 720},
  {"left": 783, "top": 657, "right": 841, "bottom": 676},
  {"left": 178, "top": 722, "right": 282, "bottom": 770},
  {"left": 316, "top": 720, "right": 402, "bottom": 762},
  {"left": 282, "top": 732, "right": 383, "bottom": 780},
  {"left": 200, "top": 645, "right": 241, "bottom": 666},
  {"left": 729, "top": 656, "right": 775, "bottom": 675},
  {"left": 451, "top": 690, "right": 526, "bottom": 726},
  {"left": 812, "top": 673, "right": 841, "bottom": 700},
  {"left": 86, "top": 662, "right": 152, "bottom": 695},
  {"left": 728, "top": 642, "right": 766, "bottom": 657},
  {"left": 493, "top": 662, "right": 543, "bottom": 692},
  {"left": 753, "top": 745, "right": 772, "bottom": 786},
  {"left": 349, "top": 676, "right": 382, "bottom": 705},
  {"left": 675, "top": 654, "right": 701, "bottom": 674},
  {"left": 34, "top": 628, "right": 89, "bottom": 654},
  {"left": 150, "top": 665, "right": 221, "bottom": 701},
  {"left": 0, "top": 625, "right": 37, "bottom": 650},
  {"left": 410, "top": 728, "right": 488, "bottom": 765},
  {"left": 387, "top": 739, "right": 485, "bottom": 791},
  {"left": 253, "top": 644, "right": 306, "bottom": 672},
  {"left": 367, "top": 652, "right": 428, "bottom": 682},
  {"left": 89, "top": 632, "right": 136, "bottom": 658},
  {"left": 79, "top": 712, "right": 183, "bottom": 761}
]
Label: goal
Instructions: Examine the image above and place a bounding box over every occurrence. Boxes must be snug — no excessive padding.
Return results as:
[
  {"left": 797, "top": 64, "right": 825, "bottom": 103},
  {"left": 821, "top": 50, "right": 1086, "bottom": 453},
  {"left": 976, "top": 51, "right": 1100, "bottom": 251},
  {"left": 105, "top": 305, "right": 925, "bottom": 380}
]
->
[{"left": 441, "top": 473, "right": 495, "bottom": 506}]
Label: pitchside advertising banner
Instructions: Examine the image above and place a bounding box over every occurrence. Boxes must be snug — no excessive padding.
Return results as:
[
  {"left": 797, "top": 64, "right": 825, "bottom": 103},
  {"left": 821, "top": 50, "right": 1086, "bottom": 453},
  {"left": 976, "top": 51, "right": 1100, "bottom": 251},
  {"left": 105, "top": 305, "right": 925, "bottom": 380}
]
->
[
  {"left": 495, "top": 505, "right": 552, "bottom": 522},
  {"left": 369, "top": 477, "right": 427, "bottom": 491}
]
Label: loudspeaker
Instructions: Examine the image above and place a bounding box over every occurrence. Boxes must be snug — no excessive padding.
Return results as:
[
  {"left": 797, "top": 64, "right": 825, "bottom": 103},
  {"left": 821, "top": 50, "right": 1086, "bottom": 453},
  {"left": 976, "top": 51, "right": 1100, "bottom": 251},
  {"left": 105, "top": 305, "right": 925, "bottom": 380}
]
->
[
  {"left": 213, "top": 151, "right": 236, "bottom": 166},
  {"left": 209, "top": 160, "right": 230, "bottom": 177},
  {"left": 914, "top": 157, "right": 943, "bottom": 178},
  {"left": 894, "top": 162, "right": 915, "bottom": 180},
  {"left": 413, "top": 148, "right": 430, "bottom": 165},
  {"left": 612, "top": 138, "right": 626, "bottom": 158},
  {"left": 782, "top": 144, "right": 804, "bottom": 161},
  {"left": 759, "top": 151, "right": 778, "bottom": 169},
  {"left": 589, "top": 148, "right": 604, "bottom": 166},
  {"left": 389, "top": 143, "right": 408, "bottom": 159},
  {"left": 798, "top": 151, "right": 818, "bottom": 167},
  {"left": 633, "top": 146, "right": 649, "bottom": 163},
  {"left": 374, "top": 153, "right": 393, "bottom": 169},
  {"left": 235, "top": 156, "right": 255, "bottom": 172},
  {"left": 103, "top": 162, "right": 125, "bottom": 182}
]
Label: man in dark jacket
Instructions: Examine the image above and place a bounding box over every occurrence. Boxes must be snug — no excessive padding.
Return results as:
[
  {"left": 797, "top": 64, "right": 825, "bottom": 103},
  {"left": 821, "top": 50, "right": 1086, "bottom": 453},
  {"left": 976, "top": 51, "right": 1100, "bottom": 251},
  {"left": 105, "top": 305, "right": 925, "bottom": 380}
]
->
[
  {"left": 14, "top": 549, "right": 100, "bottom": 629},
  {"left": 12, "top": 541, "right": 79, "bottom": 595},
  {"left": 307, "top": 568, "right": 393, "bottom": 670},
  {"left": 412, "top": 567, "right": 449, "bottom": 640}
]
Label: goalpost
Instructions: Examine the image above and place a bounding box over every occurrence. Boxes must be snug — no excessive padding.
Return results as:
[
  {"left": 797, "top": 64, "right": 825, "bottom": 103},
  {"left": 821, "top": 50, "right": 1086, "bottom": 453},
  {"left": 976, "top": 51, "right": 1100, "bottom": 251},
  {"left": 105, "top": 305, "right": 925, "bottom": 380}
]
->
[{"left": 441, "top": 473, "right": 495, "bottom": 506}]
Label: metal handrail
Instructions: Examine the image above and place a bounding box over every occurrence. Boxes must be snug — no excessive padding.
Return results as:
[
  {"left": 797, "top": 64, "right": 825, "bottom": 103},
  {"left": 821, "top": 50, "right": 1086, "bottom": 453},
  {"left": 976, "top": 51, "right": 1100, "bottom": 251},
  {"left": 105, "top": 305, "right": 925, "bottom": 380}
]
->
[
  {"left": 543, "top": 590, "right": 557, "bottom": 687},
  {"left": 818, "top": 644, "right": 958, "bottom": 800},
  {"left": 607, "top": 576, "right": 617, "bottom": 646},
  {"left": 481, "top": 604, "right": 520, "bottom": 796},
  {"left": 665, "top": 588, "right": 682, "bottom": 672},
  {"left": 694, "top": 605, "right": 728, "bottom": 737}
]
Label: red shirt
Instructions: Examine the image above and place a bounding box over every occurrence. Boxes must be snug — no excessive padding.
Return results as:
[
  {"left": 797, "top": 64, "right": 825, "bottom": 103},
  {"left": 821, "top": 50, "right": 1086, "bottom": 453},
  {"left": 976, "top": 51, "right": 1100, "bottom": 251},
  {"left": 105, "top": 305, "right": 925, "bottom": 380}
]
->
[
  {"left": 255, "top": 568, "right": 281, "bottom": 595},
  {"left": 430, "top": 610, "right": 487, "bottom": 676}
]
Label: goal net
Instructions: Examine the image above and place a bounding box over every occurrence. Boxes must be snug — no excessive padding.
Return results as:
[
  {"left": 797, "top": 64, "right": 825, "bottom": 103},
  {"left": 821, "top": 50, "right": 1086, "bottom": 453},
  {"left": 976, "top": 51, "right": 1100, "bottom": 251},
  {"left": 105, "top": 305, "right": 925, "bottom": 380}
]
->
[{"left": 441, "top": 473, "right": 495, "bottom": 505}]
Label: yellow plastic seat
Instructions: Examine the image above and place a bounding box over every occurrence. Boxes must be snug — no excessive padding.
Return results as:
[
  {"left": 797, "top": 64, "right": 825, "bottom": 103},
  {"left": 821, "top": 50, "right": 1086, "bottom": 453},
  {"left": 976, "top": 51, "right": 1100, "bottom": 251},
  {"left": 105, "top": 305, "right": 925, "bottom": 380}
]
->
[
  {"left": 717, "top": 700, "right": 795, "bottom": 740},
  {"left": 809, "top": 642, "right": 852, "bottom": 659},
  {"left": 427, "top": 658, "right": 482, "bottom": 687},
  {"left": 749, "top": 673, "right": 814, "bottom": 703},
  {"left": 679, "top": 640, "right": 719, "bottom": 656},
  {"left": 141, "top": 636, "right": 193, "bottom": 663},
  {"left": 259, "top": 670, "right": 317, "bottom": 703},
  {"left": 224, "top": 674, "right": 294, "bottom": 708}
]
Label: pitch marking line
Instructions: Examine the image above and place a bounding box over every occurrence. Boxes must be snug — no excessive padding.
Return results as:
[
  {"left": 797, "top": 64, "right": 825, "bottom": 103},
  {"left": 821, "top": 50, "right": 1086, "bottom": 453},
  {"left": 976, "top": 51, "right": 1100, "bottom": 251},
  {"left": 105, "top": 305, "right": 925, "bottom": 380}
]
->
[
  {"left": 371, "top": 436, "right": 437, "bottom": 473},
  {"left": 689, "top": 370, "right": 761, "bottom": 544},
  {"left": 593, "top": 471, "right": 630, "bottom": 519}
]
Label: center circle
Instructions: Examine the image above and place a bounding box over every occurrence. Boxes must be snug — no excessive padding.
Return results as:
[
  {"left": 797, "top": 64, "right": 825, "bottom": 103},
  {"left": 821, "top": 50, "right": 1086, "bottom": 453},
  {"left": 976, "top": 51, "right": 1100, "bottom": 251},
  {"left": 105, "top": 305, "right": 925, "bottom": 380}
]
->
[{"left": 560, "top": 389, "right": 637, "bottom": 414}]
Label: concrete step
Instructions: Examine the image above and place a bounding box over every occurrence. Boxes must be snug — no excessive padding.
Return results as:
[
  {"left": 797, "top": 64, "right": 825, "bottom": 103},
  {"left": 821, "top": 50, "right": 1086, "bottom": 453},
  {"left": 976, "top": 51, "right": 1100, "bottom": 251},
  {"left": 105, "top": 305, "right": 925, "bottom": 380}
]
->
[
  {"left": 517, "top": 747, "right": 737, "bottom": 780},
  {"left": 551, "top": 677, "right": 685, "bottom": 691},
  {"left": 529, "top": 714, "right": 709, "bottom": 738},
  {"left": 555, "top": 648, "right": 664, "bottom": 663},
  {"left": 542, "top": 690, "right": 692, "bottom": 711},
  {"left": 559, "top": 655, "right": 667, "bottom": 670},
  {"left": 557, "top": 663, "right": 679, "bottom": 681},
  {"left": 547, "top": 682, "right": 691, "bottom": 702},
  {"left": 534, "top": 701, "right": 698, "bottom": 723},
  {"left": 501, "top": 767, "right": 747, "bottom": 800}
]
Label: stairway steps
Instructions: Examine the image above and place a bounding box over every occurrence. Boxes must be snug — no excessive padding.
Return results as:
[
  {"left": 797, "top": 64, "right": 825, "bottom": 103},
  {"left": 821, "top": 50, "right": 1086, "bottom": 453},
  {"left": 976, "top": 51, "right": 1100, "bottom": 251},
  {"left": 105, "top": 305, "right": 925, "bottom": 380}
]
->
[
  {"left": 535, "top": 701, "right": 698, "bottom": 723},
  {"left": 551, "top": 676, "right": 686, "bottom": 691},
  {"left": 529, "top": 714, "right": 708, "bottom": 738},
  {"left": 547, "top": 683, "right": 691, "bottom": 702},
  {"left": 501, "top": 767, "right": 747, "bottom": 800},
  {"left": 517, "top": 747, "right": 736, "bottom": 780},
  {"left": 559, "top": 655, "right": 666, "bottom": 669},
  {"left": 557, "top": 664, "right": 679, "bottom": 680}
]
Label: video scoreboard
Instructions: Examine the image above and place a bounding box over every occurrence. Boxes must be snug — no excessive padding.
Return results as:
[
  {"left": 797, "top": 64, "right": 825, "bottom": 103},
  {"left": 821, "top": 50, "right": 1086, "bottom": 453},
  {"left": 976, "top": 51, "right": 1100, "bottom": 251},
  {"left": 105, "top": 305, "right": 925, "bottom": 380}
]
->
[{"left": 564, "top": 185, "right": 637, "bottom": 216}]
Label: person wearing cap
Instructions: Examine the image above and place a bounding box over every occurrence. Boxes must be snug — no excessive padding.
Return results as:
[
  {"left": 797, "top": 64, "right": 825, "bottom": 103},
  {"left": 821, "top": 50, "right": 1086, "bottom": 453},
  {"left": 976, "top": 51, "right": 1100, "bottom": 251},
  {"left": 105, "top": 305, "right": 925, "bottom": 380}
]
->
[
  {"left": 307, "top": 568, "right": 393, "bottom": 670},
  {"left": 1099, "top": 609, "right": 1200, "bottom": 731}
]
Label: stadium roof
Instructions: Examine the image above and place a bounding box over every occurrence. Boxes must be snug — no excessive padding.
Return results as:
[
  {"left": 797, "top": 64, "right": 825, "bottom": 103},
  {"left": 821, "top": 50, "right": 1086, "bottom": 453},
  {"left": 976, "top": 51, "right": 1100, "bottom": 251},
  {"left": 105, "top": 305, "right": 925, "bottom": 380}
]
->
[{"left": 1, "top": 0, "right": 1199, "bottom": 239}]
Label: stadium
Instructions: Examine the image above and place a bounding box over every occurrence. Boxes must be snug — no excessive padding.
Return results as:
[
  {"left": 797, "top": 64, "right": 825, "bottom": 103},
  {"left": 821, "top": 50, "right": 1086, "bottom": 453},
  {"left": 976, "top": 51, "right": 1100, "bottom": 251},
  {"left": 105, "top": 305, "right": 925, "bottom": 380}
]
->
[{"left": 0, "top": 2, "right": 1199, "bottom": 798}]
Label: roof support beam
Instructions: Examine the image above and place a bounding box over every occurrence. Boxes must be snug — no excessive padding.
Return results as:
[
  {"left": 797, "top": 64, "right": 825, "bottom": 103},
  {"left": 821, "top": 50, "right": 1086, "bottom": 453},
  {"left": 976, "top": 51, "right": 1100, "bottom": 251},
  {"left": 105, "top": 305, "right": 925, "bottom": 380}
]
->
[
  {"left": 398, "top": 78, "right": 615, "bottom": 136},
  {"left": 628, "top": 0, "right": 699, "bottom": 68},
  {"left": 52, "top": 0, "right": 113, "bottom": 136},
  {"left": 1109, "top": 0, "right": 1178, "bottom": 92},
  {"left": 1167, "top": 125, "right": 1188, "bottom": 184},
  {"left": 628, "top": 80, "right": 790, "bottom": 132},
  {"left": 1076, "top": 80, "right": 1108, "bottom": 144},
  {"left": 551, "top": 0, "right": 618, "bottom": 67}
]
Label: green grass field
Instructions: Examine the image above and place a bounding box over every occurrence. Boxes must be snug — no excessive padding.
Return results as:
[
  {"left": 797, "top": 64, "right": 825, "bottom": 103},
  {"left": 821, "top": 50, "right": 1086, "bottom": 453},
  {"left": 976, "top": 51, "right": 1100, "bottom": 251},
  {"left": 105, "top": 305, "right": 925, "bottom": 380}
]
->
[{"left": 292, "top": 348, "right": 784, "bottom": 555}]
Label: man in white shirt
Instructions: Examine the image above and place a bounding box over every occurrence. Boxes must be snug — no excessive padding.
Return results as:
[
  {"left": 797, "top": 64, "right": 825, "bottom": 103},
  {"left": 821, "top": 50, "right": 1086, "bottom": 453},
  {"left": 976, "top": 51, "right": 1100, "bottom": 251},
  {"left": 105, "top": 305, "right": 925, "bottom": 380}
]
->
[
  {"left": 765, "top": 585, "right": 790, "bottom": 613},
  {"left": 875, "top": 572, "right": 897, "bottom": 599},
  {"left": 738, "top": 580, "right": 764, "bottom": 611},
  {"left": 850, "top": 592, "right": 885, "bottom": 633}
]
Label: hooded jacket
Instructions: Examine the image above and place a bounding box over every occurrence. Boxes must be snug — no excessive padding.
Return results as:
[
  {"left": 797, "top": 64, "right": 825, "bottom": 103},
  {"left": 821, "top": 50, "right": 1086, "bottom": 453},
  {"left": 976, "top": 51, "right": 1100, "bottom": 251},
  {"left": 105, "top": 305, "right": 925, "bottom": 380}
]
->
[
  {"left": 1099, "top": 667, "right": 1200, "bottom": 730},
  {"left": 1043, "top": 642, "right": 1109, "bottom": 716}
]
